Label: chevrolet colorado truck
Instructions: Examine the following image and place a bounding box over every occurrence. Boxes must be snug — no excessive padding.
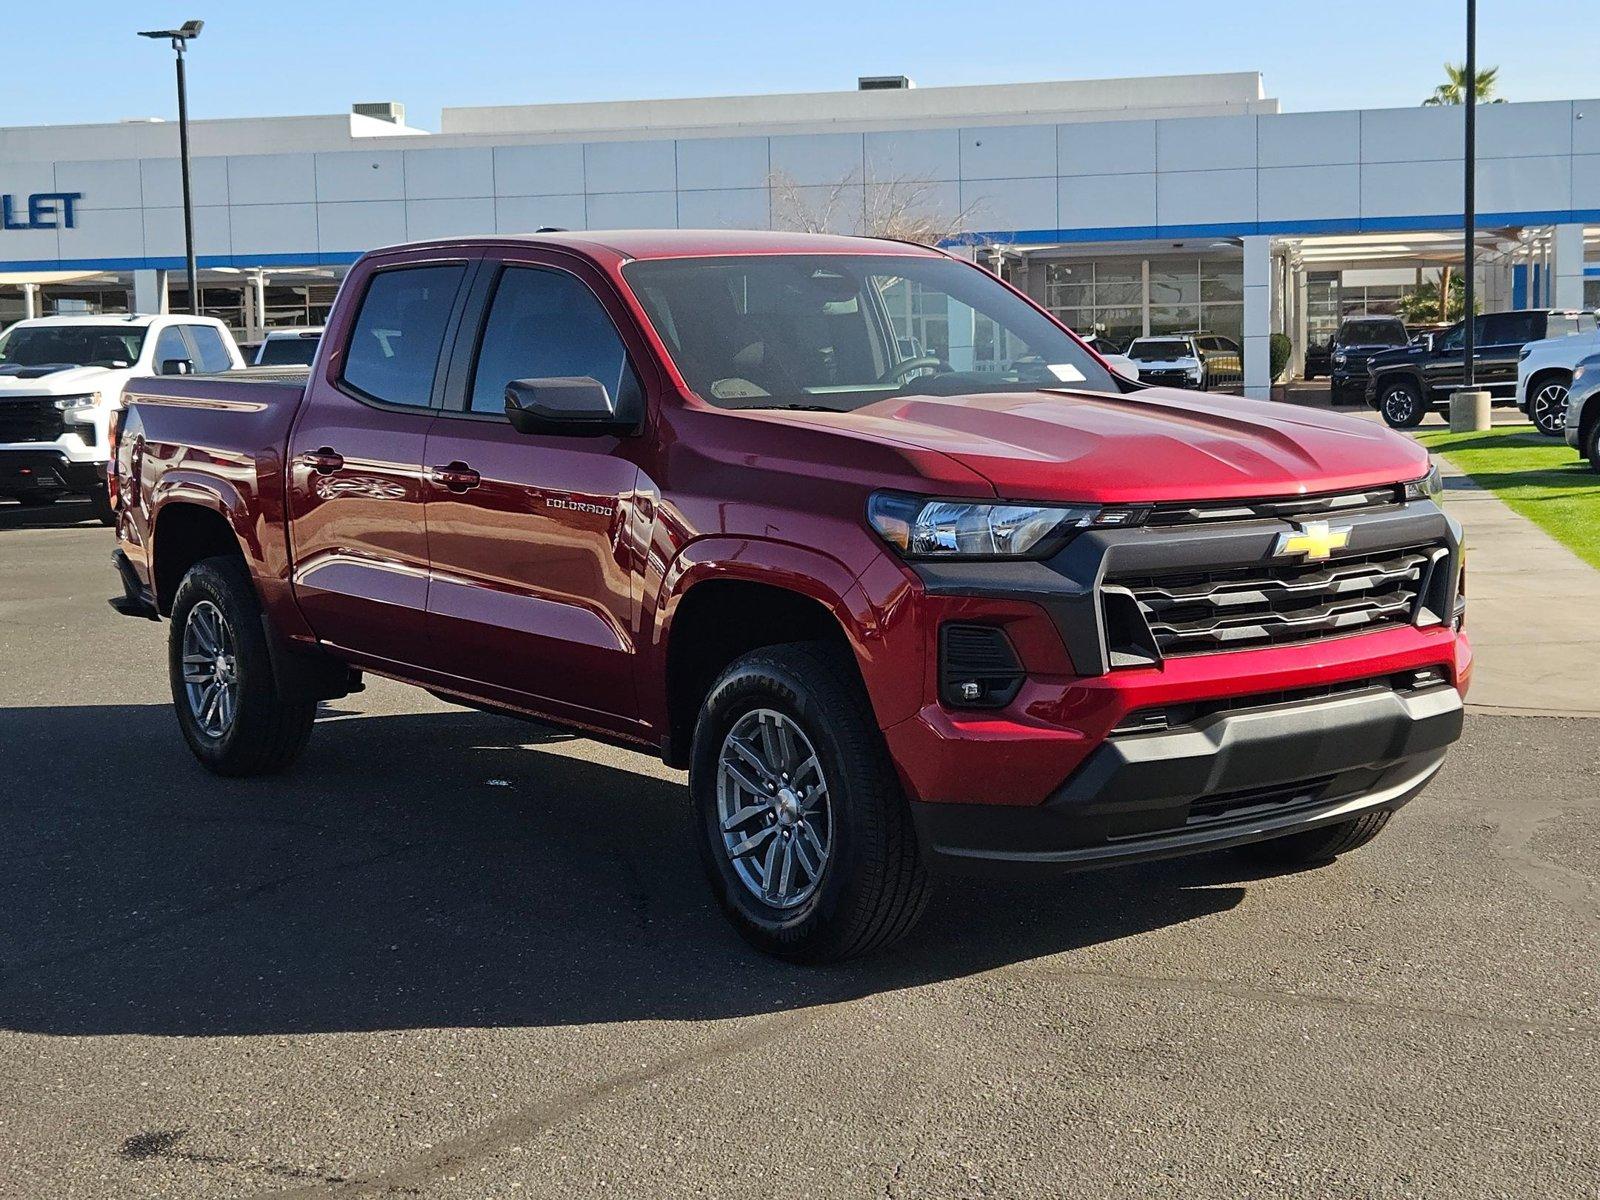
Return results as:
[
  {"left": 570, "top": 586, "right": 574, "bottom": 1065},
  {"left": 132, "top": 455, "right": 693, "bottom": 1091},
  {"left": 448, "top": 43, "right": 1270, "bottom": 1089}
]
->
[
  {"left": 109, "top": 231, "right": 1471, "bottom": 962},
  {"left": 0, "top": 312, "right": 244, "bottom": 521}
]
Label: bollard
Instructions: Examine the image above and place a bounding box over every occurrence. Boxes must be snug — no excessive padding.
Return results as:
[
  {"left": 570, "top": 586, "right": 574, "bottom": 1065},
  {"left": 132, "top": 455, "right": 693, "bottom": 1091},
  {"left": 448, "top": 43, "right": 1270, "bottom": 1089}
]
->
[{"left": 1449, "top": 390, "right": 1491, "bottom": 432}]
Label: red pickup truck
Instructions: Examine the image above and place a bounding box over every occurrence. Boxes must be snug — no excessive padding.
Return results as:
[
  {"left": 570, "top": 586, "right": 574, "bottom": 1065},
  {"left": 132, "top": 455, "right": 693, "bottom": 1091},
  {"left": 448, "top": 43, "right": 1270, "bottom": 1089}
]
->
[{"left": 110, "top": 230, "right": 1470, "bottom": 961}]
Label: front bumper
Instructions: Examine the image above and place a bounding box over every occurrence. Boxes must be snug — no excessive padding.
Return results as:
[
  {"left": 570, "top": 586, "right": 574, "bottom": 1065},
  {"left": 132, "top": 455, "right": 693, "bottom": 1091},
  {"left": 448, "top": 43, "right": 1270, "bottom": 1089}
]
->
[
  {"left": 911, "top": 683, "right": 1460, "bottom": 874},
  {"left": 0, "top": 448, "right": 104, "bottom": 496}
]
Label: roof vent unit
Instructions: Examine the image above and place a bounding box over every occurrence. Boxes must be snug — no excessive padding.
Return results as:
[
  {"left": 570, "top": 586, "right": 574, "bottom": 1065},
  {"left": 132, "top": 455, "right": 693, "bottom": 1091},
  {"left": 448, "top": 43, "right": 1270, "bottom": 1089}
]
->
[
  {"left": 353, "top": 101, "right": 406, "bottom": 124},
  {"left": 858, "top": 75, "right": 914, "bottom": 91}
]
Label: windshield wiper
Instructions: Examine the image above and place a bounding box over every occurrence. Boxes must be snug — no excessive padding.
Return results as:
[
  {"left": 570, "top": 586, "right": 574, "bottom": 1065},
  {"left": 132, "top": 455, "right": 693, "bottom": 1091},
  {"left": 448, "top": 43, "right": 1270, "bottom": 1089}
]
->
[{"left": 742, "top": 403, "right": 846, "bottom": 412}]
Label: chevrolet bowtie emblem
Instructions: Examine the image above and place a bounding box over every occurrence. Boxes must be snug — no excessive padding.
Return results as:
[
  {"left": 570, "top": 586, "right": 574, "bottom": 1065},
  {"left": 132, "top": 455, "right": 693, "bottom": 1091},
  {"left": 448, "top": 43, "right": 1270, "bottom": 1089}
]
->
[{"left": 1274, "top": 520, "right": 1352, "bottom": 562}]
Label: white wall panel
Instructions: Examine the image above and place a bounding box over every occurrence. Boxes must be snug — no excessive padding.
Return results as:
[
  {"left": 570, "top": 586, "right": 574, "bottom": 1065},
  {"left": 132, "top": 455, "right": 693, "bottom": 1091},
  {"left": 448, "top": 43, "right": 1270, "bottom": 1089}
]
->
[
  {"left": 1359, "top": 159, "right": 1463, "bottom": 217},
  {"left": 1157, "top": 169, "right": 1257, "bottom": 226},
  {"left": 227, "top": 153, "right": 316, "bottom": 205},
  {"left": 52, "top": 160, "right": 143, "bottom": 209},
  {"left": 1058, "top": 121, "right": 1156, "bottom": 176},
  {"left": 1258, "top": 111, "right": 1360, "bottom": 167},
  {"left": 1476, "top": 101, "right": 1573, "bottom": 160},
  {"left": 1476, "top": 156, "right": 1571, "bottom": 214},
  {"left": 1258, "top": 164, "right": 1360, "bottom": 223},
  {"left": 0, "top": 226, "right": 58, "bottom": 262},
  {"left": 1571, "top": 101, "right": 1600, "bottom": 155},
  {"left": 404, "top": 198, "right": 496, "bottom": 240},
  {"left": 142, "top": 205, "right": 232, "bottom": 258},
  {"left": 141, "top": 156, "right": 228, "bottom": 207},
  {"left": 404, "top": 147, "right": 495, "bottom": 199},
  {"left": 1571, "top": 155, "right": 1600, "bottom": 207},
  {"left": 1158, "top": 116, "right": 1257, "bottom": 172},
  {"left": 961, "top": 125, "right": 1056, "bottom": 179},
  {"left": 768, "top": 133, "right": 863, "bottom": 186},
  {"left": 1057, "top": 173, "right": 1156, "bottom": 229},
  {"left": 1360, "top": 107, "right": 1460, "bottom": 163},
  {"left": 675, "top": 188, "right": 769, "bottom": 229},
  {"left": 230, "top": 203, "right": 318, "bottom": 255},
  {"left": 495, "top": 194, "right": 588, "bottom": 233},
  {"left": 2, "top": 161, "right": 59, "bottom": 198},
  {"left": 960, "top": 178, "right": 1055, "bottom": 231},
  {"left": 675, "top": 137, "right": 769, "bottom": 191},
  {"left": 315, "top": 151, "right": 405, "bottom": 202},
  {"left": 55, "top": 207, "right": 145, "bottom": 260},
  {"left": 865, "top": 129, "right": 960, "bottom": 181},
  {"left": 493, "top": 144, "right": 586, "bottom": 196},
  {"left": 584, "top": 190, "right": 677, "bottom": 229},
  {"left": 584, "top": 140, "right": 677, "bottom": 193},
  {"left": 318, "top": 201, "right": 406, "bottom": 251}
]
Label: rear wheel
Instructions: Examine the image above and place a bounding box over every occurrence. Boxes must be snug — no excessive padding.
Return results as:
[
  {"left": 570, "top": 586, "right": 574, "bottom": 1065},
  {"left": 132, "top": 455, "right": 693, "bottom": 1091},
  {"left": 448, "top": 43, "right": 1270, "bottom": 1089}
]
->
[
  {"left": 168, "top": 556, "right": 316, "bottom": 776},
  {"left": 1235, "top": 810, "right": 1392, "bottom": 868},
  {"left": 1378, "top": 380, "right": 1426, "bottom": 429},
  {"left": 690, "top": 642, "right": 929, "bottom": 962},
  {"left": 1528, "top": 375, "right": 1571, "bottom": 438}
]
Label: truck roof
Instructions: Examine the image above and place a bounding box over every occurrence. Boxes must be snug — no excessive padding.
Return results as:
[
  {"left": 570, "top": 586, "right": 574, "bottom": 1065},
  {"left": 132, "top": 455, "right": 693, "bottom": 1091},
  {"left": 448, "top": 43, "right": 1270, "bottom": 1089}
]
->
[
  {"left": 7, "top": 313, "right": 229, "bottom": 329},
  {"left": 373, "top": 228, "right": 950, "bottom": 264}
]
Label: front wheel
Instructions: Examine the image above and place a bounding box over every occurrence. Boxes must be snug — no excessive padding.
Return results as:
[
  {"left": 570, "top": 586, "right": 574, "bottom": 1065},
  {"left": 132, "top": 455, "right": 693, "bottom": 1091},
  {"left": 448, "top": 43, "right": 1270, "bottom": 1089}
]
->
[
  {"left": 1528, "top": 376, "right": 1571, "bottom": 438},
  {"left": 1586, "top": 420, "right": 1600, "bottom": 474},
  {"left": 1378, "top": 380, "right": 1427, "bottom": 429},
  {"left": 168, "top": 556, "right": 317, "bottom": 776},
  {"left": 1234, "top": 810, "right": 1392, "bottom": 868},
  {"left": 690, "top": 642, "right": 929, "bottom": 962}
]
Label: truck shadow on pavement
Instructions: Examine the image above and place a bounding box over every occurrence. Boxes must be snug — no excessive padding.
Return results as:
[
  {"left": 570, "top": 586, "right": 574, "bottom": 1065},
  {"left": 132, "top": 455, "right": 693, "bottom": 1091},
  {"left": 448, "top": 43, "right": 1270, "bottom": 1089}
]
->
[
  {"left": 0, "top": 497, "right": 108, "bottom": 531},
  {"left": 0, "top": 703, "right": 1250, "bottom": 1038}
]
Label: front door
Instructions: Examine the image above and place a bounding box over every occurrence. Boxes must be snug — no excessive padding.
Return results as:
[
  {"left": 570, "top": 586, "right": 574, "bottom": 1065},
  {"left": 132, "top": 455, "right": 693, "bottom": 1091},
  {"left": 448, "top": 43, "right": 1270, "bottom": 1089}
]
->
[
  {"left": 420, "top": 255, "right": 650, "bottom": 724},
  {"left": 285, "top": 256, "right": 474, "bottom": 665}
]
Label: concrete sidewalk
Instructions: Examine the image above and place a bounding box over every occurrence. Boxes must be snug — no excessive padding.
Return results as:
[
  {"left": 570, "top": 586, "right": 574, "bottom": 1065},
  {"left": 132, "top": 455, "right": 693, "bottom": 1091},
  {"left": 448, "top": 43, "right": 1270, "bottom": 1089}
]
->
[{"left": 1430, "top": 455, "right": 1600, "bottom": 717}]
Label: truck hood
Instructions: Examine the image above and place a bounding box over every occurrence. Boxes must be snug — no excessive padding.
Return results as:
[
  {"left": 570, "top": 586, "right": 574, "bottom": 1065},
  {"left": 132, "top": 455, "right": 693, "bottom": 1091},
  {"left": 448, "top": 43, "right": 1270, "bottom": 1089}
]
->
[
  {"left": 0, "top": 364, "right": 121, "bottom": 394},
  {"left": 785, "top": 387, "right": 1431, "bottom": 503}
]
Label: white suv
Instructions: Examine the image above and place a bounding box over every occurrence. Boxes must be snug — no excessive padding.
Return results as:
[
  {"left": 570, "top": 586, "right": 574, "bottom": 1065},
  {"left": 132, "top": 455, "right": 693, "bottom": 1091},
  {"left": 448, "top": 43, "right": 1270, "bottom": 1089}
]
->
[
  {"left": 1515, "top": 313, "right": 1599, "bottom": 437},
  {"left": 0, "top": 314, "right": 243, "bottom": 522}
]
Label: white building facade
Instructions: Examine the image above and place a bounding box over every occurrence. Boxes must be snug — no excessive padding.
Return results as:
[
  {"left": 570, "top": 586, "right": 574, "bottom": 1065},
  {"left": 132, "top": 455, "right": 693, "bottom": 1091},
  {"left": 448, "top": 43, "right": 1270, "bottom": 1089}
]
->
[{"left": 2, "top": 72, "right": 1597, "bottom": 396}]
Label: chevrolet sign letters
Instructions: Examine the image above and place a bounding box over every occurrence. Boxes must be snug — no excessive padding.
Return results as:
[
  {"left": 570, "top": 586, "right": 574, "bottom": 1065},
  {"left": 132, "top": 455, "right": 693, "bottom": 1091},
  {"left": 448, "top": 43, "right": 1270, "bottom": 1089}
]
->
[{"left": 1, "top": 192, "right": 83, "bottom": 231}]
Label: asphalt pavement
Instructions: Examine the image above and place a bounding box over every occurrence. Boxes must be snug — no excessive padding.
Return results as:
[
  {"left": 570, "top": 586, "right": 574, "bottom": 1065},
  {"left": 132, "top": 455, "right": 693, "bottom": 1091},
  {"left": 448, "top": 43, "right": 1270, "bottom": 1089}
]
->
[{"left": 1, "top": 498, "right": 1596, "bottom": 1199}]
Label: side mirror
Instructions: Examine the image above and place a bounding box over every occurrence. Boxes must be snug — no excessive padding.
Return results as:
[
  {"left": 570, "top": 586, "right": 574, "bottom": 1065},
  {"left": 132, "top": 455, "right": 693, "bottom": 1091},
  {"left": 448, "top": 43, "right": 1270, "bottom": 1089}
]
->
[
  {"left": 504, "top": 376, "right": 634, "bottom": 438},
  {"left": 159, "top": 357, "right": 193, "bottom": 376}
]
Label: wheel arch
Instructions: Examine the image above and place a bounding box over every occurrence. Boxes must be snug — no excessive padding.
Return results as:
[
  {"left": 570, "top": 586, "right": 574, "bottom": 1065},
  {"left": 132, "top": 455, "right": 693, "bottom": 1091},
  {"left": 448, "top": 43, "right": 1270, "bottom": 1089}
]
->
[{"left": 150, "top": 489, "right": 253, "bottom": 616}]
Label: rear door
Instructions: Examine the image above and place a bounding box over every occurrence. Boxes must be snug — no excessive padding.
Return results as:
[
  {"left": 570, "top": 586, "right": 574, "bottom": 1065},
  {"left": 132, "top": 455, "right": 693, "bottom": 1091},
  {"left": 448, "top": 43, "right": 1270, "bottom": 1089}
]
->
[
  {"left": 285, "top": 253, "right": 477, "bottom": 665},
  {"left": 419, "top": 250, "right": 653, "bottom": 724},
  {"left": 1477, "top": 312, "right": 1539, "bottom": 395}
]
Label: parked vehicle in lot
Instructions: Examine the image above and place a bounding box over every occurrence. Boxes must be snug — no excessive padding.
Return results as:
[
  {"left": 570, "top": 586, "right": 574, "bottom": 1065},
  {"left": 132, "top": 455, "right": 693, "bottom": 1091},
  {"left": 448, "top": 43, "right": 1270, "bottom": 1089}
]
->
[
  {"left": 1329, "top": 316, "right": 1410, "bottom": 404},
  {"left": 1365, "top": 309, "right": 1594, "bottom": 428},
  {"left": 109, "top": 230, "right": 1470, "bottom": 962},
  {"left": 1304, "top": 335, "right": 1333, "bottom": 380},
  {"left": 252, "top": 326, "right": 324, "bottom": 367},
  {"left": 1123, "top": 334, "right": 1240, "bottom": 390},
  {"left": 1516, "top": 318, "right": 1600, "bottom": 437},
  {"left": 1564, "top": 349, "right": 1600, "bottom": 470},
  {"left": 0, "top": 313, "right": 243, "bottom": 521}
]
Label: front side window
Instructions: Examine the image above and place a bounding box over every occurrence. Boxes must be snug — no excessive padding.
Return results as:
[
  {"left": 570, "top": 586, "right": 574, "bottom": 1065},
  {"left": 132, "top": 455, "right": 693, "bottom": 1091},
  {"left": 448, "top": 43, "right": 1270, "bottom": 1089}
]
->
[
  {"left": 342, "top": 265, "right": 466, "bottom": 408},
  {"left": 468, "top": 267, "right": 641, "bottom": 416},
  {"left": 0, "top": 324, "right": 145, "bottom": 368},
  {"left": 153, "top": 326, "right": 190, "bottom": 369},
  {"left": 623, "top": 254, "right": 1116, "bottom": 412},
  {"left": 185, "top": 325, "right": 234, "bottom": 373}
]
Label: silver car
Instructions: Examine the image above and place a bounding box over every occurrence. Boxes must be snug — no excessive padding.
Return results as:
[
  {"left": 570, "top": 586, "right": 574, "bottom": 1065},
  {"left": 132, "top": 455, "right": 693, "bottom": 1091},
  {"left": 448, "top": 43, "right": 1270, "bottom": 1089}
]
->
[{"left": 1564, "top": 348, "right": 1600, "bottom": 471}]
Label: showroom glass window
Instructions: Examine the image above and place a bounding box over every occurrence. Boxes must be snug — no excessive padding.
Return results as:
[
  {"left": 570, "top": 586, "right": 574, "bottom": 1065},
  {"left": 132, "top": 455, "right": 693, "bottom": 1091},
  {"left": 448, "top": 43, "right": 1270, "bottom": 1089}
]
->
[
  {"left": 341, "top": 265, "right": 466, "bottom": 408},
  {"left": 468, "top": 268, "right": 641, "bottom": 415}
]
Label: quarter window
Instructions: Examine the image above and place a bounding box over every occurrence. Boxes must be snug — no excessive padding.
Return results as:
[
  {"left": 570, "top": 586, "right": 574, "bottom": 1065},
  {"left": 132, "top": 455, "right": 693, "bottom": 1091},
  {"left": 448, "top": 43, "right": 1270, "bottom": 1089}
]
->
[
  {"left": 468, "top": 267, "right": 641, "bottom": 416},
  {"left": 342, "top": 265, "right": 467, "bottom": 408}
]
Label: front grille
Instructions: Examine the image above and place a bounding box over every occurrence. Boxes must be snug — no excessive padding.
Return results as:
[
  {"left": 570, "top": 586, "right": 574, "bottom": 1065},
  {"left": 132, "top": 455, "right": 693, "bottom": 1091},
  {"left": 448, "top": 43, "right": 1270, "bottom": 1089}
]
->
[
  {"left": 1110, "top": 545, "right": 1437, "bottom": 657},
  {"left": 0, "top": 397, "right": 67, "bottom": 444},
  {"left": 1146, "top": 486, "right": 1404, "bottom": 527},
  {"left": 1139, "top": 369, "right": 1192, "bottom": 387}
]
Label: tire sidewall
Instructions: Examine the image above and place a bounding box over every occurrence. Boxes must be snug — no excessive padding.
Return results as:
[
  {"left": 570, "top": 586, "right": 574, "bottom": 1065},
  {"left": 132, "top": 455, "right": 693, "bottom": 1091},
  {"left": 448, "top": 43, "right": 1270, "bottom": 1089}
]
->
[
  {"left": 689, "top": 654, "right": 872, "bottom": 955},
  {"left": 1530, "top": 379, "right": 1568, "bottom": 438},
  {"left": 1380, "top": 380, "right": 1424, "bottom": 428},
  {"left": 168, "top": 559, "right": 271, "bottom": 769}
]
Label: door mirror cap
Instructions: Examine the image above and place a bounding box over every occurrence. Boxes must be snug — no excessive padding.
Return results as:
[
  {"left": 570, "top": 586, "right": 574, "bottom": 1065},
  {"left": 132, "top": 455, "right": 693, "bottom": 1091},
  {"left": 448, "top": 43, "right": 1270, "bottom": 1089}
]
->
[
  {"left": 159, "top": 357, "right": 194, "bottom": 376},
  {"left": 504, "top": 376, "right": 634, "bottom": 437}
]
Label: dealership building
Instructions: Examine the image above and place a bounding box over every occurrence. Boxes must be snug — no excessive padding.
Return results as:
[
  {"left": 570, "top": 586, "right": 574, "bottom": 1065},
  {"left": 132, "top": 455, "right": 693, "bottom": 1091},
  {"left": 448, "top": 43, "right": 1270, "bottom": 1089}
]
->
[{"left": 2, "top": 70, "right": 1597, "bottom": 396}]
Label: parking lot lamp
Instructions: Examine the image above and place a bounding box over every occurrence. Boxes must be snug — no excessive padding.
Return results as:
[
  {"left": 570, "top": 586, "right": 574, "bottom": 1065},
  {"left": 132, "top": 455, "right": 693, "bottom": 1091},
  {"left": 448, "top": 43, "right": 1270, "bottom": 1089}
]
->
[{"left": 138, "top": 20, "right": 205, "bottom": 316}]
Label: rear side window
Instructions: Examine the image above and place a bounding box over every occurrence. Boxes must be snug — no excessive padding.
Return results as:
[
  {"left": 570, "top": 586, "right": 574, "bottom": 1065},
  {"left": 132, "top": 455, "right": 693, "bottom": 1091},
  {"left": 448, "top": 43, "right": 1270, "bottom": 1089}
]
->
[
  {"left": 185, "top": 325, "right": 234, "bottom": 373},
  {"left": 1481, "top": 312, "right": 1539, "bottom": 345},
  {"left": 467, "top": 267, "right": 641, "bottom": 416},
  {"left": 342, "top": 265, "right": 466, "bottom": 408}
]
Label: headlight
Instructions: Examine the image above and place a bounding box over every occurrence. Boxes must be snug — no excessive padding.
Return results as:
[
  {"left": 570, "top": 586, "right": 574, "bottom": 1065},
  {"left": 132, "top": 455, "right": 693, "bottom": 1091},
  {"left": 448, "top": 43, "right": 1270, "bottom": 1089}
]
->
[
  {"left": 1186, "top": 362, "right": 1203, "bottom": 379},
  {"left": 54, "top": 392, "right": 100, "bottom": 414},
  {"left": 1517, "top": 347, "right": 1531, "bottom": 360},
  {"left": 867, "top": 492, "right": 1143, "bottom": 559},
  {"left": 1333, "top": 350, "right": 1348, "bottom": 365},
  {"left": 1404, "top": 464, "right": 1444, "bottom": 504}
]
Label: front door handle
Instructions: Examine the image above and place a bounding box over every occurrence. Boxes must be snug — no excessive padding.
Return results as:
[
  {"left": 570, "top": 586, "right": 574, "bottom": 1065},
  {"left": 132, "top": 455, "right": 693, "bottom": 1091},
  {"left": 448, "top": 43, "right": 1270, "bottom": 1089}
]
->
[
  {"left": 299, "top": 447, "right": 344, "bottom": 474},
  {"left": 429, "top": 462, "right": 481, "bottom": 492}
]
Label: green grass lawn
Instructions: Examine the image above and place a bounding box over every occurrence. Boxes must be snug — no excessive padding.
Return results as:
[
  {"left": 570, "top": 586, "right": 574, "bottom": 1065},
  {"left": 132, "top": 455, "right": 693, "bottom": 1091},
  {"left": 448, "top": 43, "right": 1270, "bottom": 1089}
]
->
[{"left": 1418, "top": 424, "right": 1600, "bottom": 569}]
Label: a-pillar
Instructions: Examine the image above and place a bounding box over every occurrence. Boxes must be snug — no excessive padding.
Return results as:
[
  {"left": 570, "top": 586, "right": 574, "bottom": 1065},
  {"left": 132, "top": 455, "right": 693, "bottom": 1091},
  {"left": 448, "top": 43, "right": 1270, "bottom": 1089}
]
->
[
  {"left": 1243, "top": 235, "right": 1272, "bottom": 400},
  {"left": 1553, "top": 223, "right": 1586, "bottom": 311},
  {"left": 132, "top": 269, "right": 169, "bottom": 316}
]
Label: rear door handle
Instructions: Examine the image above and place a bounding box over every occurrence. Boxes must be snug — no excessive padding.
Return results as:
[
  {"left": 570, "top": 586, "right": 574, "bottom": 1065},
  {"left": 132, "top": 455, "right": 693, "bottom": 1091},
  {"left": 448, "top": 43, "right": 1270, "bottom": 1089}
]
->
[
  {"left": 429, "top": 462, "right": 481, "bottom": 492},
  {"left": 299, "top": 448, "right": 344, "bottom": 474}
]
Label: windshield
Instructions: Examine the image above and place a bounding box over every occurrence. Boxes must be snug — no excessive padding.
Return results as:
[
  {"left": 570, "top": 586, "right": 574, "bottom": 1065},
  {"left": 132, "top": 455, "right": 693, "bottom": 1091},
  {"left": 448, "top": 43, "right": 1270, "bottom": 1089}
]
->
[
  {"left": 621, "top": 254, "right": 1116, "bottom": 411},
  {"left": 1126, "top": 339, "right": 1192, "bottom": 361},
  {"left": 0, "top": 324, "right": 146, "bottom": 369},
  {"left": 257, "top": 335, "right": 320, "bottom": 367},
  {"left": 1338, "top": 320, "right": 1407, "bottom": 347}
]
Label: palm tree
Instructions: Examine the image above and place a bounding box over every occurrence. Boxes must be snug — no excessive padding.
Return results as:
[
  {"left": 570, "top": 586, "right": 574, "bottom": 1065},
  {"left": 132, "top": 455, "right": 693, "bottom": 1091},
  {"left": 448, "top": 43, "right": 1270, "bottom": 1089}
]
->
[{"left": 1423, "top": 63, "right": 1507, "bottom": 106}]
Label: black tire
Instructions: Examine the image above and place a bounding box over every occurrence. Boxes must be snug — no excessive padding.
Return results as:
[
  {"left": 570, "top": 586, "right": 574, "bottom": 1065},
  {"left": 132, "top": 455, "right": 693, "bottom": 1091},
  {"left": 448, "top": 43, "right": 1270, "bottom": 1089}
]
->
[
  {"left": 1586, "top": 419, "right": 1600, "bottom": 474},
  {"left": 690, "top": 642, "right": 930, "bottom": 963},
  {"left": 89, "top": 484, "right": 116, "bottom": 526},
  {"left": 13, "top": 493, "right": 59, "bottom": 508},
  {"left": 1234, "top": 809, "right": 1392, "bottom": 868},
  {"left": 1527, "top": 373, "right": 1571, "bottom": 438},
  {"left": 168, "top": 555, "right": 316, "bottom": 777},
  {"left": 1377, "top": 379, "right": 1427, "bottom": 429}
]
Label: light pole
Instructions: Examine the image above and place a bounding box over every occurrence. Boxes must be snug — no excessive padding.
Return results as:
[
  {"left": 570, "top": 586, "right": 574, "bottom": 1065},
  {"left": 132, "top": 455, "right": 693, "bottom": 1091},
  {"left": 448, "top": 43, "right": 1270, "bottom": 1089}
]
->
[
  {"left": 138, "top": 20, "right": 204, "bottom": 316},
  {"left": 1462, "top": 0, "right": 1477, "bottom": 387}
]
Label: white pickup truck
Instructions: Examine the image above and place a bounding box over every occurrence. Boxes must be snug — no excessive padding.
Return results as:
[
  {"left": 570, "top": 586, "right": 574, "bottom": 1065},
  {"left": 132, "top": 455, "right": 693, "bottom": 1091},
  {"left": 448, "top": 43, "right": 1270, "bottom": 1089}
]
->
[
  {"left": 0, "top": 313, "right": 244, "bottom": 522},
  {"left": 1516, "top": 316, "right": 1600, "bottom": 437}
]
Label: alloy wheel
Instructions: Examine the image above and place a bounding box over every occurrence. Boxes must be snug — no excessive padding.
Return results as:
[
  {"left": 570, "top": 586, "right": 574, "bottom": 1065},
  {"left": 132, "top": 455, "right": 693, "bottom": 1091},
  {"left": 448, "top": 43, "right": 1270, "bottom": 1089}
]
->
[
  {"left": 716, "top": 709, "right": 833, "bottom": 910},
  {"left": 181, "top": 600, "right": 240, "bottom": 739},
  {"left": 1531, "top": 381, "right": 1569, "bottom": 436},
  {"left": 1382, "top": 387, "right": 1416, "bottom": 425}
]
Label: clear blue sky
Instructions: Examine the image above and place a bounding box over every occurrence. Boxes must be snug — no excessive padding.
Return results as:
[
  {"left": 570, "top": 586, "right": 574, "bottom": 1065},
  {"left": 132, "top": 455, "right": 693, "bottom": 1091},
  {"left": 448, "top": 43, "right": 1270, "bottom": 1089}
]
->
[{"left": 5, "top": 1, "right": 1591, "bottom": 131}]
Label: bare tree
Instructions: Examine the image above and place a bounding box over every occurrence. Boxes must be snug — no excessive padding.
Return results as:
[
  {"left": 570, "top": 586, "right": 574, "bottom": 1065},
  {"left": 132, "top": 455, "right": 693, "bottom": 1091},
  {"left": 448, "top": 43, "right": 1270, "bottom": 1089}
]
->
[{"left": 768, "top": 169, "right": 984, "bottom": 247}]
